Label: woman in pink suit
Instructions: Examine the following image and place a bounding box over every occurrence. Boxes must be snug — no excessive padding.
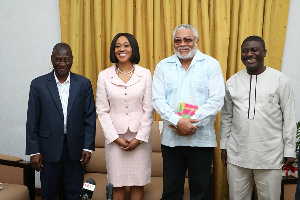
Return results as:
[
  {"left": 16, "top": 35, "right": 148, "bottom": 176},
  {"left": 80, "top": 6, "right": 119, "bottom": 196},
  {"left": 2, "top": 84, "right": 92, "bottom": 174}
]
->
[{"left": 96, "top": 33, "right": 153, "bottom": 200}]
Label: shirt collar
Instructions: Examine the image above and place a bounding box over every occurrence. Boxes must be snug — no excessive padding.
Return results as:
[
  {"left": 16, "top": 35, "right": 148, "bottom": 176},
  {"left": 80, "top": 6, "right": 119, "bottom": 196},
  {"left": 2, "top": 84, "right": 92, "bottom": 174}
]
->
[{"left": 54, "top": 71, "right": 70, "bottom": 84}]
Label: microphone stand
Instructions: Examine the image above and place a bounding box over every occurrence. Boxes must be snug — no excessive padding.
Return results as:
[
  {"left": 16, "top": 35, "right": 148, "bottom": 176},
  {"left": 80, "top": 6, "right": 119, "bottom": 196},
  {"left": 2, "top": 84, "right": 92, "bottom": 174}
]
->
[{"left": 106, "top": 183, "right": 114, "bottom": 200}]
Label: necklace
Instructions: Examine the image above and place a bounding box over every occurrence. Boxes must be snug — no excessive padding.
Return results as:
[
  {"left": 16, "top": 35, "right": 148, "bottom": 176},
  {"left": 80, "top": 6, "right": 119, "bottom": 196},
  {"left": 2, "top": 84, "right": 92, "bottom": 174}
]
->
[{"left": 117, "top": 66, "right": 135, "bottom": 77}]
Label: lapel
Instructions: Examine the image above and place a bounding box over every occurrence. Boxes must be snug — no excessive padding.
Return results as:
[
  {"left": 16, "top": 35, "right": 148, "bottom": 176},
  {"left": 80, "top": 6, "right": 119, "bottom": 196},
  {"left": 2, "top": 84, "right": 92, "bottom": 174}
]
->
[
  {"left": 126, "top": 65, "right": 143, "bottom": 86},
  {"left": 108, "top": 64, "right": 142, "bottom": 86},
  {"left": 107, "top": 65, "right": 126, "bottom": 86},
  {"left": 46, "top": 71, "right": 64, "bottom": 117},
  {"left": 67, "top": 72, "right": 79, "bottom": 116}
]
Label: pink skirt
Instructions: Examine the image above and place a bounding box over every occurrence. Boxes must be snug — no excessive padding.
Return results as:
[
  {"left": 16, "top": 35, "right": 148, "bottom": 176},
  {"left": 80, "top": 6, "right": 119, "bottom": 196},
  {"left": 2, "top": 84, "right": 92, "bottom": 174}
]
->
[{"left": 105, "top": 129, "right": 152, "bottom": 187}]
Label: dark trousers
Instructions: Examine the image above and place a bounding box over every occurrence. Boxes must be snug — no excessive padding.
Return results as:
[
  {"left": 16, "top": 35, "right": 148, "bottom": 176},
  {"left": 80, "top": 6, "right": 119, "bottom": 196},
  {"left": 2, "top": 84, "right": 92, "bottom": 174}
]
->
[
  {"left": 161, "top": 145, "right": 213, "bottom": 200},
  {"left": 40, "top": 139, "right": 84, "bottom": 200}
]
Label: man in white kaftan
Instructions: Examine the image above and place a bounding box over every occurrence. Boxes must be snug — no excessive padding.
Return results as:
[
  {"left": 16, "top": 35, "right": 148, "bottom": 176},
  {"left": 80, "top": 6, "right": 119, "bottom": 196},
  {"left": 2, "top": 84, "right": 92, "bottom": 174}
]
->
[{"left": 220, "top": 35, "right": 296, "bottom": 200}]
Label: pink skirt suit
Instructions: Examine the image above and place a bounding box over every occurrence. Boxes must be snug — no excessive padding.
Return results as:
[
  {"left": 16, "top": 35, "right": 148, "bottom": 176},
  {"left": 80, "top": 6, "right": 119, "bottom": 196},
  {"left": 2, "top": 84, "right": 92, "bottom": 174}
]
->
[{"left": 96, "top": 65, "right": 153, "bottom": 187}]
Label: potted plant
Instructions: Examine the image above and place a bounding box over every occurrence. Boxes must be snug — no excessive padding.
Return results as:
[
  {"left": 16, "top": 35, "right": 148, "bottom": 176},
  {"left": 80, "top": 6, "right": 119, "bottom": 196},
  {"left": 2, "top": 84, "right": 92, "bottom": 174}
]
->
[
  {"left": 283, "top": 122, "right": 300, "bottom": 176},
  {"left": 295, "top": 121, "right": 300, "bottom": 166}
]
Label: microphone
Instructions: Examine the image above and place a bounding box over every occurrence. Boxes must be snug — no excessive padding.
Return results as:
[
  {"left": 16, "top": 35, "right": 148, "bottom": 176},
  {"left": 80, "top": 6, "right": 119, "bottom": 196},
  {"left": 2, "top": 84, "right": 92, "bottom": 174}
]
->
[
  {"left": 106, "top": 183, "right": 114, "bottom": 200},
  {"left": 81, "top": 178, "right": 96, "bottom": 200}
]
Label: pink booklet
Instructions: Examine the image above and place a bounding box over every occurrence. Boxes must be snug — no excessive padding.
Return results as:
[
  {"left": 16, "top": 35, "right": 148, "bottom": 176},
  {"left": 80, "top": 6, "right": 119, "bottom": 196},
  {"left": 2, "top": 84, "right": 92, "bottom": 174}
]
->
[{"left": 177, "top": 102, "right": 199, "bottom": 118}]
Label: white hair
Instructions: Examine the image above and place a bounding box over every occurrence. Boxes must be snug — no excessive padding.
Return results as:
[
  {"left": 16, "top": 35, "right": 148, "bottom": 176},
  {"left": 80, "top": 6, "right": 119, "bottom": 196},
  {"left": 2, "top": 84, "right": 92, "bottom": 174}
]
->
[{"left": 172, "top": 24, "right": 199, "bottom": 41}]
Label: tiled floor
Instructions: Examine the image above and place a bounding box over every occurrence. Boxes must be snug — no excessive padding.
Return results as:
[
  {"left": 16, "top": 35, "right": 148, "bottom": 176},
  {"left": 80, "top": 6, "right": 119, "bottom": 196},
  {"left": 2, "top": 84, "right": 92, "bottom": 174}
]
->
[{"left": 34, "top": 185, "right": 297, "bottom": 200}]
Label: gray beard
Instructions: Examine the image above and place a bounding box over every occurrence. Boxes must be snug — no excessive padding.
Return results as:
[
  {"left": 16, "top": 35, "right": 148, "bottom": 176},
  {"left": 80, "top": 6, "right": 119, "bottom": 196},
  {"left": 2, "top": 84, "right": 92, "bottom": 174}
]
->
[{"left": 174, "top": 45, "right": 197, "bottom": 60}]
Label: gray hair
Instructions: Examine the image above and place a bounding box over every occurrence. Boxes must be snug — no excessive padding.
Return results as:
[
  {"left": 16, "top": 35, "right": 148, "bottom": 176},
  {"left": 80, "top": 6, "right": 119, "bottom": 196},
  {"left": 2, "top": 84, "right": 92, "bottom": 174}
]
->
[{"left": 172, "top": 24, "right": 199, "bottom": 41}]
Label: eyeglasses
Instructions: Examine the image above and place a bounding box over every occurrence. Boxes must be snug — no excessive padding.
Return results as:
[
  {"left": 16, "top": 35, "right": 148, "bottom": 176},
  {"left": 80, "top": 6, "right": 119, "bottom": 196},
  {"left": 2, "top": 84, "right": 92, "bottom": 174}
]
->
[{"left": 174, "top": 37, "right": 195, "bottom": 45}]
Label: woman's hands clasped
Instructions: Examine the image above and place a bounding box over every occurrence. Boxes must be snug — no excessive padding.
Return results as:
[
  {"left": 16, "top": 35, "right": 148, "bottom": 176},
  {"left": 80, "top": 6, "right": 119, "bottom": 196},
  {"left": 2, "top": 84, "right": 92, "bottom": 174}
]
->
[{"left": 115, "top": 137, "right": 141, "bottom": 151}]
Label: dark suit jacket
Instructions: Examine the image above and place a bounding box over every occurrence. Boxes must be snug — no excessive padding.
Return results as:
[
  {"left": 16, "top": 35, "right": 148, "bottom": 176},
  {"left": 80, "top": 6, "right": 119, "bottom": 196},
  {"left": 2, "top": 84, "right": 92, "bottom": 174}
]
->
[{"left": 26, "top": 71, "right": 96, "bottom": 162}]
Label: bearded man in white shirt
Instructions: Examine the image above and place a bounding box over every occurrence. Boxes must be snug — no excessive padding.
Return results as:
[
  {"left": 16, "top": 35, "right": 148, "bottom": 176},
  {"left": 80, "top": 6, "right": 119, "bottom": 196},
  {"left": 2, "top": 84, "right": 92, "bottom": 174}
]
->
[
  {"left": 220, "top": 35, "right": 296, "bottom": 200},
  {"left": 152, "top": 24, "right": 225, "bottom": 200}
]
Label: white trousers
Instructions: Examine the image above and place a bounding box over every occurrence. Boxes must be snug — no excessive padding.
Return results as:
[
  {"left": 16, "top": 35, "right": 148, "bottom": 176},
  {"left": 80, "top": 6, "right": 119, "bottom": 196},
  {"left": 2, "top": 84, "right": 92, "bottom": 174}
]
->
[{"left": 227, "top": 163, "right": 282, "bottom": 200}]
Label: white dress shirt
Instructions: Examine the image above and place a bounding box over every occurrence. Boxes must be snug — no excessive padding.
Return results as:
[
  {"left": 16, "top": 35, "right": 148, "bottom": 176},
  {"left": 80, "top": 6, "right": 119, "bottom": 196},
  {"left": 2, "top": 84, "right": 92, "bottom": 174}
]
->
[{"left": 54, "top": 72, "right": 70, "bottom": 134}]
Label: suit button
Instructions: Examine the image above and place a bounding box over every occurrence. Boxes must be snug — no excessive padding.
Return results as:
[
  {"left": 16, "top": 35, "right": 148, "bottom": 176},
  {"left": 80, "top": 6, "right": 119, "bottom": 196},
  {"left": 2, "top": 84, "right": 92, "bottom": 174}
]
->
[
  {"left": 126, "top": 113, "right": 128, "bottom": 115},
  {"left": 125, "top": 93, "right": 127, "bottom": 95}
]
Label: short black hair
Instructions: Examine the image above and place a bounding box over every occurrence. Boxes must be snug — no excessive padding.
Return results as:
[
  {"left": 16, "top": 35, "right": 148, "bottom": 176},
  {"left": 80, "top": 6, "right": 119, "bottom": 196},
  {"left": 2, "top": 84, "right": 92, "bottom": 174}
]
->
[
  {"left": 52, "top": 43, "right": 72, "bottom": 56},
  {"left": 110, "top": 33, "right": 140, "bottom": 64},
  {"left": 242, "top": 35, "right": 266, "bottom": 50}
]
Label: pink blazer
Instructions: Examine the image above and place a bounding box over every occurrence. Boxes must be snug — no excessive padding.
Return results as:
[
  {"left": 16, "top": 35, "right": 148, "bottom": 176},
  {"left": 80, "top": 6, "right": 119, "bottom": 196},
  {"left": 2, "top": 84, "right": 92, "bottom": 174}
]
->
[{"left": 96, "top": 65, "right": 153, "bottom": 144}]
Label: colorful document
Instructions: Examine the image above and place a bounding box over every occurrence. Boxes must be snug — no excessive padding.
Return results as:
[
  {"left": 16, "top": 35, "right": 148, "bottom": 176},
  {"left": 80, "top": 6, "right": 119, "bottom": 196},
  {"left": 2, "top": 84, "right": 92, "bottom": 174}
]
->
[{"left": 177, "top": 102, "right": 199, "bottom": 118}]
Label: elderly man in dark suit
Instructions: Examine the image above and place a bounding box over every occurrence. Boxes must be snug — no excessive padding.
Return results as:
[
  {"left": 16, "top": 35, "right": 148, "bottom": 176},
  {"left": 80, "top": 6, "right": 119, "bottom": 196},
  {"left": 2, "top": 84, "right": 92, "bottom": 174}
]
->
[{"left": 26, "top": 43, "right": 96, "bottom": 200}]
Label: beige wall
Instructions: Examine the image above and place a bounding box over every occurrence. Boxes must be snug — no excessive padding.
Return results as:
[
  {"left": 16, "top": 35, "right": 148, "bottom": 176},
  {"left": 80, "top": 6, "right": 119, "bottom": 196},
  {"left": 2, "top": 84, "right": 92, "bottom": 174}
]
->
[
  {"left": 0, "top": 0, "right": 61, "bottom": 187},
  {"left": 282, "top": 0, "right": 300, "bottom": 122}
]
